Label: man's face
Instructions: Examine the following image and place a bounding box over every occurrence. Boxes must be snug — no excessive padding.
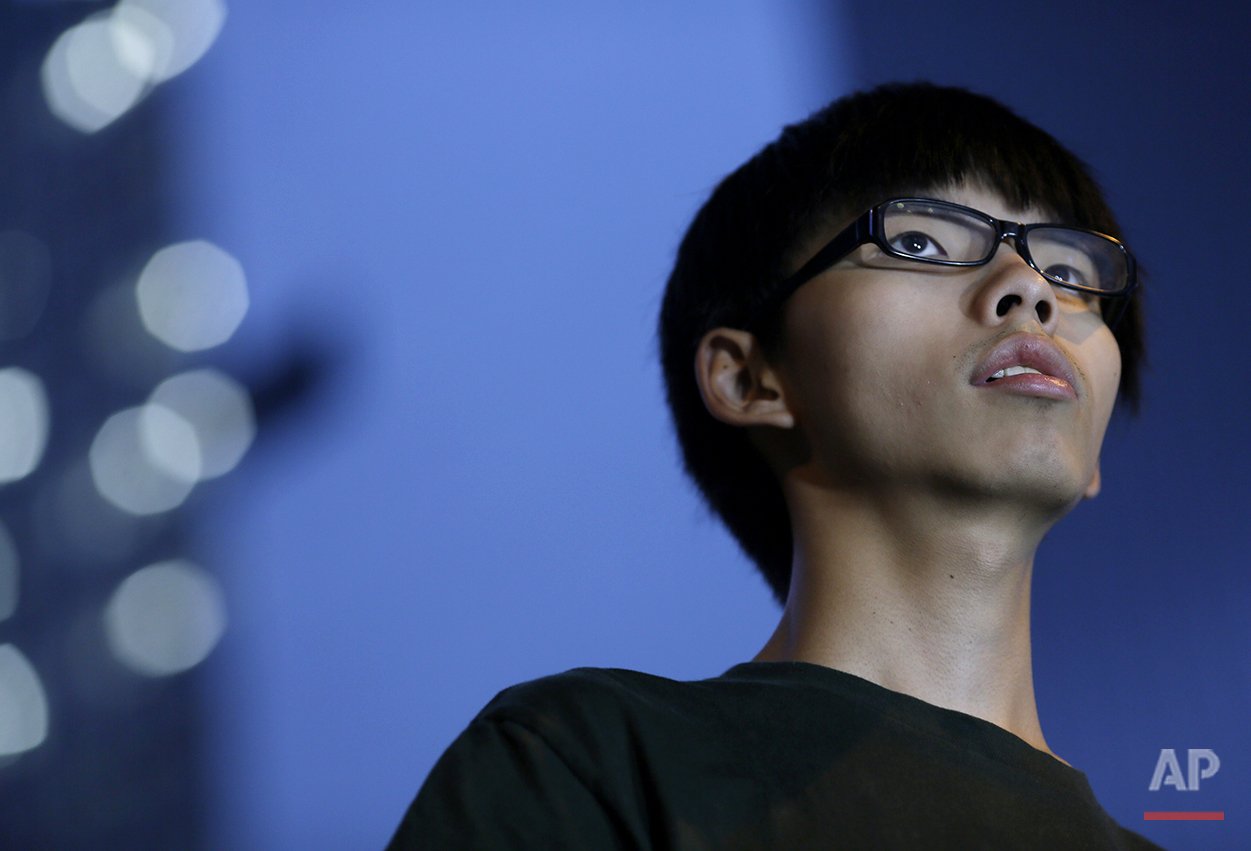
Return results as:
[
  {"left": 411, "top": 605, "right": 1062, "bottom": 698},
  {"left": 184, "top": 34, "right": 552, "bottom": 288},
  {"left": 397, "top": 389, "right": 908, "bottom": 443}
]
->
[{"left": 770, "top": 183, "right": 1122, "bottom": 517}]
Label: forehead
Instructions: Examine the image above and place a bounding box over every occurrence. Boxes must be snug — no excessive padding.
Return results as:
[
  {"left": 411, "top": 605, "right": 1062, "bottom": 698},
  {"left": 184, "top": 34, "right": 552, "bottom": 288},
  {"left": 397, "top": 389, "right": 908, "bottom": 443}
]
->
[{"left": 920, "top": 181, "right": 1054, "bottom": 225}]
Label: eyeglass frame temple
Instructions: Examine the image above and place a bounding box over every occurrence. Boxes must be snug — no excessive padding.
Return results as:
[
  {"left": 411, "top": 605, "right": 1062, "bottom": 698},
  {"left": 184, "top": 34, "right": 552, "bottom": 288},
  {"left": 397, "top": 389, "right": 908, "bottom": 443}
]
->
[{"left": 746, "top": 211, "right": 872, "bottom": 331}]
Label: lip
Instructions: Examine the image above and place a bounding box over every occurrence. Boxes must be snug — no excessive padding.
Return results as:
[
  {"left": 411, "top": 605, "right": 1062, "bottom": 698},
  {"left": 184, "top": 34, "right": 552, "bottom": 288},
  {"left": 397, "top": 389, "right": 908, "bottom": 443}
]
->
[{"left": 971, "top": 333, "right": 1079, "bottom": 401}]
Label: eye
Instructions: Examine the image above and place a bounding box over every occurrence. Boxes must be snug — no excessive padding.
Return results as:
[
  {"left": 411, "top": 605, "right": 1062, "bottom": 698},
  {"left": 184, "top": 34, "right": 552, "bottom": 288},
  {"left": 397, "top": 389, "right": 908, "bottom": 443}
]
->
[
  {"left": 1042, "top": 263, "right": 1091, "bottom": 289},
  {"left": 889, "top": 230, "right": 948, "bottom": 258},
  {"left": 1043, "top": 264, "right": 1103, "bottom": 308}
]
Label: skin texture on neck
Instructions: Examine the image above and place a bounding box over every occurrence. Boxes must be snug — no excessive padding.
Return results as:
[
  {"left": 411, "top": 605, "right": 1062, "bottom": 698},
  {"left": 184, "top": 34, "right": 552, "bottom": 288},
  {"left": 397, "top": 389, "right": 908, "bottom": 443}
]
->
[{"left": 753, "top": 480, "right": 1060, "bottom": 758}]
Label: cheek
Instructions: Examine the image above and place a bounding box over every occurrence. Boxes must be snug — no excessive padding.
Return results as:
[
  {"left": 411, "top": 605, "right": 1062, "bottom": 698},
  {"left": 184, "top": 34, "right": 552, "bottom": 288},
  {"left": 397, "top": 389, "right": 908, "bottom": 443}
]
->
[
  {"left": 1056, "top": 301, "right": 1122, "bottom": 400},
  {"left": 780, "top": 287, "right": 949, "bottom": 437},
  {"left": 783, "top": 290, "right": 889, "bottom": 398},
  {"left": 1078, "top": 327, "right": 1122, "bottom": 418}
]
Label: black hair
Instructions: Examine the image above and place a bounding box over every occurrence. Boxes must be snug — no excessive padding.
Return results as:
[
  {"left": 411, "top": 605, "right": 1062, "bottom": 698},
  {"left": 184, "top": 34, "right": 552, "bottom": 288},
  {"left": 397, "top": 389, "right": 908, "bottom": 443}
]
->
[{"left": 658, "top": 82, "right": 1144, "bottom": 604}]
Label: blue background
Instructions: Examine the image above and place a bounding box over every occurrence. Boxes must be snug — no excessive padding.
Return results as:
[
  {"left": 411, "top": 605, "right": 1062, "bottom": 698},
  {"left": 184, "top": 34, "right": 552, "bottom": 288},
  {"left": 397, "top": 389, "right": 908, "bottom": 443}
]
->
[{"left": 139, "top": 2, "right": 1249, "bottom": 848}]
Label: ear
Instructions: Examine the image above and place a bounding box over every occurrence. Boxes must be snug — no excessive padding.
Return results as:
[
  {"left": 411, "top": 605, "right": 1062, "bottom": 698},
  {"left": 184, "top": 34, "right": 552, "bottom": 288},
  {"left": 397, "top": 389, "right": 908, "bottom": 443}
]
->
[
  {"left": 695, "top": 327, "right": 794, "bottom": 429},
  {"left": 1082, "top": 462, "right": 1102, "bottom": 499}
]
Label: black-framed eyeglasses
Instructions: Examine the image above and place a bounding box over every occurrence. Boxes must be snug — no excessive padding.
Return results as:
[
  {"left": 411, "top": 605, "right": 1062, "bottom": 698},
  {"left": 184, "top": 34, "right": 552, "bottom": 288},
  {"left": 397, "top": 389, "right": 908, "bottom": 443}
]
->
[{"left": 748, "top": 198, "right": 1138, "bottom": 330}]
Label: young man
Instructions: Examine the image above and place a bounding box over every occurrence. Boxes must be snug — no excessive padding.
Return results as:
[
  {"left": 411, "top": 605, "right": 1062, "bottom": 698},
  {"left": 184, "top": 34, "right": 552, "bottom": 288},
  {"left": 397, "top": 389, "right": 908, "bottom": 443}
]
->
[{"left": 388, "top": 83, "right": 1162, "bottom": 849}]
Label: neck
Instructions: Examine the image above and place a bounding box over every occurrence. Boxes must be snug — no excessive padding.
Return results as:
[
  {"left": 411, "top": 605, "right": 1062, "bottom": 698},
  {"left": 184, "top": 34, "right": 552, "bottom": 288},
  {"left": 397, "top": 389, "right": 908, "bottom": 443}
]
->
[{"left": 754, "top": 480, "right": 1065, "bottom": 760}]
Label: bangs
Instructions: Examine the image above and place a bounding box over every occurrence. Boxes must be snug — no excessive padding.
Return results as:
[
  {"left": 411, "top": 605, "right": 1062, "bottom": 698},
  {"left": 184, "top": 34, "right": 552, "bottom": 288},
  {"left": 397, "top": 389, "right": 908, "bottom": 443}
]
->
[{"left": 813, "top": 87, "right": 1120, "bottom": 238}]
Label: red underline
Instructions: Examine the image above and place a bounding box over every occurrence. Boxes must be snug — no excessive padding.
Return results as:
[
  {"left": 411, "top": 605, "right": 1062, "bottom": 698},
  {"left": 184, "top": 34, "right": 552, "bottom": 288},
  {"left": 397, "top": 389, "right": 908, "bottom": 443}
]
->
[{"left": 1144, "top": 812, "right": 1224, "bottom": 821}]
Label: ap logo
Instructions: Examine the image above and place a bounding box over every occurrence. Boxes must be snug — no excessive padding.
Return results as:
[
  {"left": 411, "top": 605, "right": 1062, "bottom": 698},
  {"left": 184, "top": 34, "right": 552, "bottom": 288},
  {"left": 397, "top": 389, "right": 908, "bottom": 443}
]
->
[{"left": 1149, "top": 748, "right": 1220, "bottom": 791}]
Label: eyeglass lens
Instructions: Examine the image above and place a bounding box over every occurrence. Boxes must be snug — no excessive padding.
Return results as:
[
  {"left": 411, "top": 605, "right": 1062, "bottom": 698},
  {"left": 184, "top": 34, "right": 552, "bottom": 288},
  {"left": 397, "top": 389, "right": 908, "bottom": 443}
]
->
[{"left": 880, "top": 201, "right": 1128, "bottom": 293}]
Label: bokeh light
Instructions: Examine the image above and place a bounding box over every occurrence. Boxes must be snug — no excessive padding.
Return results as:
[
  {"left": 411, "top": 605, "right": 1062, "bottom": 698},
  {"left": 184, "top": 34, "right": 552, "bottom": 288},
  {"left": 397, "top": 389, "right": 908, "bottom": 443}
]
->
[
  {"left": 41, "top": 12, "right": 149, "bottom": 134},
  {"left": 135, "top": 240, "right": 248, "bottom": 352},
  {"left": 89, "top": 405, "right": 200, "bottom": 515},
  {"left": 140, "top": 403, "right": 202, "bottom": 483},
  {"left": 0, "top": 368, "right": 50, "bottom": 485},
  {"left": 103, "top": 560, "right": 227, "bottom": 677},
  {"left": 41, "top": 1, "right": 227, "bottom": 134},
  {"left": 109, "top": 4, "right": 174, "bottom": 84},
  {"left": 0, "top": 522, "right": 17, "bottom": 623},
  {"left": 0, "top": 645, "right": 49, "bottom": 758},
  {"left": 150, "top": 368, "right": 254, "bottom": 479},
  {"left": 115, "top": 0, "right": 227, "bottom": 83},
  {"left": 0, "top": 232, "right": 52, "bottom": 342},
  {"left": 11, "top": 0, "right": 237, "bottom": 840}
]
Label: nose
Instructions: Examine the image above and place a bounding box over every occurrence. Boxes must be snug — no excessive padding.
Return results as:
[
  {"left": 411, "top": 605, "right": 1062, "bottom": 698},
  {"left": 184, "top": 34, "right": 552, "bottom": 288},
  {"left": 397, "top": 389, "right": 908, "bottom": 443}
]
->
[{"left": 970, "top": 242, "right": 1060, "bottom": 334}]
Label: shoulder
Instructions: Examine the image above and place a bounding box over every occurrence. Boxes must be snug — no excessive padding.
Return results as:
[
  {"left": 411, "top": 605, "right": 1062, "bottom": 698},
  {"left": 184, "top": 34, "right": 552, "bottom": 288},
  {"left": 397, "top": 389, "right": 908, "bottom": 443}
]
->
[
  {"left": 464, "top": 665, "right": 799, "bottom": 787},
  {"left": 389, "top": 670, "right": 681, "bottom": 849},
  {"left": 472, "top": 662, "right": 888, "bottom": 755},
  {"left": 474, "top": 667, "right": 708, "bottom": 750},
  {"left": 480, "top": 662, "right": 821, "bottom": 721},
  {"left": 484, "top": 666, "right": 674, "bottom": 713}
]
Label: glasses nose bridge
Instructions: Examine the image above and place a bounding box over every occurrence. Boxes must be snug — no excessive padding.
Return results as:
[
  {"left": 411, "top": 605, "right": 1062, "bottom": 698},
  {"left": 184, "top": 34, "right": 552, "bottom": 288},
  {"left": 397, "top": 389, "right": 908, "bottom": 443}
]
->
[{"left": 987, "top": 219, "right": 1034, "bottom": 267}]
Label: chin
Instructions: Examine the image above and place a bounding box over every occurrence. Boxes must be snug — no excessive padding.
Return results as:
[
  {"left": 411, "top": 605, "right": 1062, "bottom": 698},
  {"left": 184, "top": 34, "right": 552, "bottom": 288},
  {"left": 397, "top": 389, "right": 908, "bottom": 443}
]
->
[
  {"left": 994, "top": 470, "right": 1092, "bottom": 520},
  {"left": 934, "top": 454, "right": 1095, "bottom": 520}
]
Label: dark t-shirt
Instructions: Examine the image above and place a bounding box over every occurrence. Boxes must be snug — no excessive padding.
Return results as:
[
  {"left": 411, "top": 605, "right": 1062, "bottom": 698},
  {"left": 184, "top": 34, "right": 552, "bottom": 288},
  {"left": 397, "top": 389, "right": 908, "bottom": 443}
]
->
[{"left": 388, "top": 662, "right": 1165, "bottom": 849}]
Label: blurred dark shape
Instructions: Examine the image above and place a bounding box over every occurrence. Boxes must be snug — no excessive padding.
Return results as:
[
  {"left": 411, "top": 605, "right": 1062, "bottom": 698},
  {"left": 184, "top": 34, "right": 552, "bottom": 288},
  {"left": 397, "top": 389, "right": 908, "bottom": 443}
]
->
[
  {"left": 245, "top": 317, "right": 346, "bottom": 439},
  {"left": 0, "top": 5, "right": 346, "bottom": 843},
  {"left": 249, "top": 343, "right": 335, "bottom": 431},
  {"left": 0, "top": 8, "right": 206, "bottom": 850}
]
